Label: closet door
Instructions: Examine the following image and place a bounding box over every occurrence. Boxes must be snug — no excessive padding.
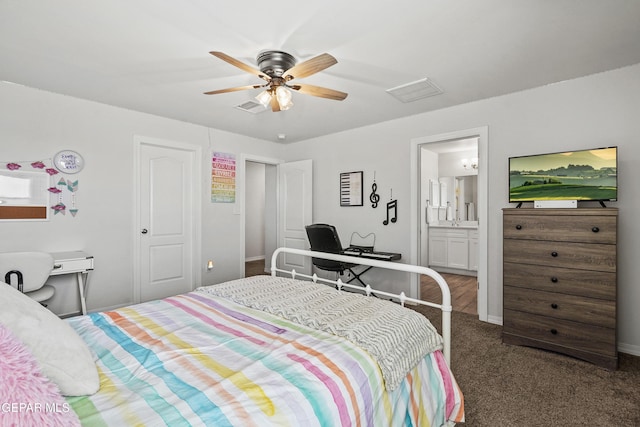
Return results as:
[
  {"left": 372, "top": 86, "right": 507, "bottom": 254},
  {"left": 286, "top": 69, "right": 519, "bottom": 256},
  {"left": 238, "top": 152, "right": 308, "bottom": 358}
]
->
[
  {"left": 277, "top": 160, "right": 312, "bottom": 275},
  {"left": 136, "top": 137, "right": 201, "bottom": 303}
]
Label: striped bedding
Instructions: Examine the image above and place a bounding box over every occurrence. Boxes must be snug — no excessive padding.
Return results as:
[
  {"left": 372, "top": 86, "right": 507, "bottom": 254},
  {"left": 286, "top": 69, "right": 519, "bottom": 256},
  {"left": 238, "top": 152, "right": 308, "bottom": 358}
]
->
[
  {"left": 197, "top": 276, "right": 445, "bottom": 391},
  {"left": 65, "top": 285, "right": 464, "bottom": 426}
]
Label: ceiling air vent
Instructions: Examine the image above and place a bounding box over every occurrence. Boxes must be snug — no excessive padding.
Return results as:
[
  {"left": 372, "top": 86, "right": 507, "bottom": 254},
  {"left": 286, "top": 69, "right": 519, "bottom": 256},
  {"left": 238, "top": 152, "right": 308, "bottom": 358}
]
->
[
  {"left": 234, "top": 100, "right": 267, "bottom": 114},
  {"left": 386, "top": 78, "right": 443, "bottom": 103}
]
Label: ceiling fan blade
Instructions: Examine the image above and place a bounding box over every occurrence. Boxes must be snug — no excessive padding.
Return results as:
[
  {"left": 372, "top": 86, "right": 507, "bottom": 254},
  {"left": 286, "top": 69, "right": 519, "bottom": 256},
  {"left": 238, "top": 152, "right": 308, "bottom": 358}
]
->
[
  {"left": 270, "top": 95, "right": 281, "bottom": 112},
  {"left": 203, "top": 84, "right": 264, "bottom": 95},
  {"left": 282, "top": 53, "right": 337, "bottom": 81},
  {"left": 209, "top": 51, "right": 268, "bottom": 81},
  {"left": 289, "top": 83, "right": 348, "bottom": 101}
]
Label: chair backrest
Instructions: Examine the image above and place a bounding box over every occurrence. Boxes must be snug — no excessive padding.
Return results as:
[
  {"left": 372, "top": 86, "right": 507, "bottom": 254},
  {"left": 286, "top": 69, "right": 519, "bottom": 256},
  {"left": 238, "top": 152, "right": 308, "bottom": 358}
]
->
[
  {"left": 305, "top": 224, "right": 344, "bottom": 253},
  {"left": 0, "top": 252, "right": 54, "bottom": 293},
  {"left": 305, "top": 224, "right": 350, "bottom": 272}
]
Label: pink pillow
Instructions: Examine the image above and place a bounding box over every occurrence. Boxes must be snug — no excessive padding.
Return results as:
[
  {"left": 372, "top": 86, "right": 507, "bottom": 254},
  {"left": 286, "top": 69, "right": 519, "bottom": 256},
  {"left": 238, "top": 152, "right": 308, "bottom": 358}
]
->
[{"left": 0, "top": 322, "right": 80, "bottom": 427}]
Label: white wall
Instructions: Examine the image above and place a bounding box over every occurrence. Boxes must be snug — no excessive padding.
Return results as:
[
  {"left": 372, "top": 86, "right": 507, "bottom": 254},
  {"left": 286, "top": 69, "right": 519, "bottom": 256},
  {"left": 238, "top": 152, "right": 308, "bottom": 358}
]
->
[
  {"left": 0, "top": 82, "right": 283, "bottom": 315},
  {"left": 283, "top": 64, "right": 640, "bottom": 355},
  {"left": 2, "top": 63, "right": 638, "bottom": 354},
  {"left": 438, "top": 149, "right": 478, "bottom": 178}
]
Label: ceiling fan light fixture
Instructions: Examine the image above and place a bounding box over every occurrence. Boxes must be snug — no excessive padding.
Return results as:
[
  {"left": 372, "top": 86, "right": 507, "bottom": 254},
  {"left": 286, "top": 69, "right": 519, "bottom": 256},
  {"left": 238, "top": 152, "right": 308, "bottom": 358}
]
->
[
  {"left": 276, "top": 86, "right": 293, "bottom": 110},
  {"left": 206, "top": 50, "right": 346, "bottom": 112},
  {"left": 255, "top": 90, "right": 272, "bottom": 107}
]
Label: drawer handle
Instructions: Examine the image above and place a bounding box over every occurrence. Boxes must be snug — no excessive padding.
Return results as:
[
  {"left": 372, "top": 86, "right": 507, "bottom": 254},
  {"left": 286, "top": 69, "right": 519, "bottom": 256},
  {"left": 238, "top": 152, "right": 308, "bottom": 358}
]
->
[
  {"left": 551, "top": 251, "right": 558, "bottom": 257},
  {"left": 550, "top": 276, "right": 558, "bottom": 283},
  {"left": 592, "top": 226, "right": 600, "bottom": 233},
  {"left": 515, "top": 224, "right": 522, "bottom": 230},
  {"left": 53, "top": 264, "right": 62, "bottom": 270},
  {"left": 551, "top": 303, "right": 558, "bottom": 309},
  {"left": 550, "top": 329, "right": 558, "bottom": 335}
]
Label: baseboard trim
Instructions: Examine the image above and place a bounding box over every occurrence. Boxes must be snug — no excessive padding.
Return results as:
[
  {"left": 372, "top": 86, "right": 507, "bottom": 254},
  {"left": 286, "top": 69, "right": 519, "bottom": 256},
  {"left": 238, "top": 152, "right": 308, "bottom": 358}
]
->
[
  {"left": 245, "top": 255, "right": 266, "bottom": 262},
  {"left": 618, "top": 342, "right": 640, "bottom": 357},
  {"left": 486, "top": 314, "right": 503, "bottom": 326},
  {"left": 431, "top": 266, "right": 477, "bottom": 277}
]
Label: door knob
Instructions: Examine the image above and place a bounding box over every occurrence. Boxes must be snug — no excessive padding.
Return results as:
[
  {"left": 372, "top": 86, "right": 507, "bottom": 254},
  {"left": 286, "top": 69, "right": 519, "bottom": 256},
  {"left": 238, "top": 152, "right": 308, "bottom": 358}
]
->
[{"left": 141, "top": 228, "right": 148, "bottom": 234}]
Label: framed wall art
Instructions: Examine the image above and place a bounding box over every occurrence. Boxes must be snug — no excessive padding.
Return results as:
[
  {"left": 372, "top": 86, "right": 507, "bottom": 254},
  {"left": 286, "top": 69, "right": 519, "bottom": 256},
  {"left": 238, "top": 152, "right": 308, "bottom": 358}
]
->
[{"left": 340, "top": 171, "right": 363, "bottom": 207}]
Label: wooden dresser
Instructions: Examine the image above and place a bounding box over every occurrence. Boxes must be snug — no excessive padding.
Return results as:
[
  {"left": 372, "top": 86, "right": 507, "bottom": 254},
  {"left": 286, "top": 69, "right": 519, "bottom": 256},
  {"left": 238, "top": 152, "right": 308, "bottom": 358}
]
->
[{"left": 502, "top": 208, "right": 618, "bottom": 369}]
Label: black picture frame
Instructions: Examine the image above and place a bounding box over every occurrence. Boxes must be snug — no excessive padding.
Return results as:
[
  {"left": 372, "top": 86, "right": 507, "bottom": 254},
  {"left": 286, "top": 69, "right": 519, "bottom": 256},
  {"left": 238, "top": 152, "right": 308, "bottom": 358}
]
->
[{"left": 340, "top": 171, "right": 363, "bottom": 206}]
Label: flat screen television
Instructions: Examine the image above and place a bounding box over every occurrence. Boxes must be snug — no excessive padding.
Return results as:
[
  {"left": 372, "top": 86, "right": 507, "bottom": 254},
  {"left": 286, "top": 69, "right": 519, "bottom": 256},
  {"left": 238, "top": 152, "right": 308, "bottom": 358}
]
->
[{"left": 509, "top": 146, "right": 617, "bottom": 203}]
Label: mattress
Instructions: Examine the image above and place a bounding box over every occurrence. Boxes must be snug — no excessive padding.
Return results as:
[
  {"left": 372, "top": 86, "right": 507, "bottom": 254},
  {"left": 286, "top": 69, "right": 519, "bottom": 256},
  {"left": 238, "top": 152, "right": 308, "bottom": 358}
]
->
[{"left": 66, "top": 279, "right": 464, "bottom": 426}]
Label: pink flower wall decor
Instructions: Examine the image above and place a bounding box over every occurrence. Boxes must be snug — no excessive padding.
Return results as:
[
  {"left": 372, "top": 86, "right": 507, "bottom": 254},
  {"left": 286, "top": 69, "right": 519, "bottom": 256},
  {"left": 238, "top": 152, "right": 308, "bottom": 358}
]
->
[
  {"left": 31, "top": 161, "right": 47, "bottom": 169},
  {"left": 6, "top": 163, "right": 21, "bottom": 170},
  {"left": 51, "top": 203, "right": 66, "bottom": 214}
]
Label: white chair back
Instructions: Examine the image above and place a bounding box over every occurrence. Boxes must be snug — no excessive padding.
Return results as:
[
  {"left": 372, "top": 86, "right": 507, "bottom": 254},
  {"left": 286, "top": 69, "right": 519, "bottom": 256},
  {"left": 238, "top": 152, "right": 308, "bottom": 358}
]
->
[{"left": 0, "top": 251, "right": 54, "bottom": 293}]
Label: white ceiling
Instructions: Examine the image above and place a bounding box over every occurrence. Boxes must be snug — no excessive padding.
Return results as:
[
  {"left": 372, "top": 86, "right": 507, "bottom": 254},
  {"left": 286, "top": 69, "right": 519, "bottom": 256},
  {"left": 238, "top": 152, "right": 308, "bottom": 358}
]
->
[{"left": 2, "top": 1, "right": 640, "bottom": 144}]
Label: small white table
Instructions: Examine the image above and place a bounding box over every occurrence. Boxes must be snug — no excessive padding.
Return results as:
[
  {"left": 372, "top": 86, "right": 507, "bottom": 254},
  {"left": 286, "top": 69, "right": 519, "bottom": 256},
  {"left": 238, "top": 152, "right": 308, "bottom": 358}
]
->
[{"left": 49, "top": 251, "right": 94, "bottom": 315}]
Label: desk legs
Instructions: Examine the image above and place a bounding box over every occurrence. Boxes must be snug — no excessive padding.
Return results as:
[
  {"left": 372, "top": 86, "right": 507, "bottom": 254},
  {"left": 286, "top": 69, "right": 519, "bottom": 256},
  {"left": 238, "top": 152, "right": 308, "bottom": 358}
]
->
[
  {"left": 347, "top": 266, "right": 371, "bottom": 287},
  {"left": 76, "top": 272, "right": 87, "bottom": 315}
]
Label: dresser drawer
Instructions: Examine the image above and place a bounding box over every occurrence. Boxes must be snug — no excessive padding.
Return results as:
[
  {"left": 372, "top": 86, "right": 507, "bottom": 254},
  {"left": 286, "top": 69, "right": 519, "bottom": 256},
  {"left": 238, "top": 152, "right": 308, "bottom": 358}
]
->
[
  {"left": 504, "top": 263, "right": 616, "bottom": 300},
  {"left": 503, "top": 214, "right": 616, "bottom": 244},
  {"left": 50, "top": 252, "right": 94, "bottom": 276},
  {"left": 503, "top": 309, "right": 616, "bottom": 357},
  {"left": 504, "top": 286, "right": 616, "bottom": 328},
  {"left": 503, "top": 239, "right": 616, "bottom": 272}
]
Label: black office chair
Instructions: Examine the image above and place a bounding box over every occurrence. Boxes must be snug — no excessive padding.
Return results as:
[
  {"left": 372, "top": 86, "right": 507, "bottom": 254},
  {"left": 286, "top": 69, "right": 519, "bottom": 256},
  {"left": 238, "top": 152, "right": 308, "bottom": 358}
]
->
[{"left": 305, "top": 224, "right": 366, "bottom": 287}]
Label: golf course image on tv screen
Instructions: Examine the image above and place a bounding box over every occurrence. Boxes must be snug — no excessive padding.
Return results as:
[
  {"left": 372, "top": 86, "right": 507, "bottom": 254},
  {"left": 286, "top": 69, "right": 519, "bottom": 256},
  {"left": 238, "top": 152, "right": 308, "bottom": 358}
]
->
[{"left": 509, "top": 147, "right": 617, "bottom": 202}]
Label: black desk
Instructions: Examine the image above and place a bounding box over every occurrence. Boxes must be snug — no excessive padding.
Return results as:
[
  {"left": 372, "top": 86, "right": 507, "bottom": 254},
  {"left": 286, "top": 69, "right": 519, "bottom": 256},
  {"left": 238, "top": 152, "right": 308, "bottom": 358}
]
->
[{"left": 340, "top": 248, "right": 402, "bottom": 287}]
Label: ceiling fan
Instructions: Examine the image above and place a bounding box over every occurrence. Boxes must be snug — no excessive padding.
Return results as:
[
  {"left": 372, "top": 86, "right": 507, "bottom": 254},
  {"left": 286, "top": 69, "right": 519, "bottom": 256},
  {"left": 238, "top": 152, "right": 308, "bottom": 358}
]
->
[{"left": 204, "top": 50, "right": 348, "bottom": 112}]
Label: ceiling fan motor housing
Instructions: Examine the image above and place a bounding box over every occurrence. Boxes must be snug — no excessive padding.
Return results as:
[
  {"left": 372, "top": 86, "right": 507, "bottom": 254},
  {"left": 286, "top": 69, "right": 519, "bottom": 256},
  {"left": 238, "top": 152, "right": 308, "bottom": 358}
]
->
[{"left": 257, "top": 50, "right": 296, "bottom": 77}]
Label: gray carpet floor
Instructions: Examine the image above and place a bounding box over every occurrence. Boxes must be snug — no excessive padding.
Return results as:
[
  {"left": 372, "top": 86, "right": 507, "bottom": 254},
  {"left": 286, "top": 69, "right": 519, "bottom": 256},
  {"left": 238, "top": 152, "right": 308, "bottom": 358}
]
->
[{"left": 413, "top": 306, "right": 640, "bottom": 426}]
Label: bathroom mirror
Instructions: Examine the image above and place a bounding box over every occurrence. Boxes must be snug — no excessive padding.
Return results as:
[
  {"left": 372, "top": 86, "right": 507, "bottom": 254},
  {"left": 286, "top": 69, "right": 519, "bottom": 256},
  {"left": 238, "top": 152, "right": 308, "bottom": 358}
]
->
[{"left": 437, "top": 175, "right": 478, "bottom": 222}]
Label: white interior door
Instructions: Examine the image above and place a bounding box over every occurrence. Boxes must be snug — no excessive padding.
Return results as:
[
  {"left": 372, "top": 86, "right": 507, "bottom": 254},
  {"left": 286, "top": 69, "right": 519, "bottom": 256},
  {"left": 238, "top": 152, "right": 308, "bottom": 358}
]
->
[
  {"left": 137, "top": 139, "right": 200, "bottom": 302},
  {"left": 278, "top": 159, "right": 312, "bottom": 275}
]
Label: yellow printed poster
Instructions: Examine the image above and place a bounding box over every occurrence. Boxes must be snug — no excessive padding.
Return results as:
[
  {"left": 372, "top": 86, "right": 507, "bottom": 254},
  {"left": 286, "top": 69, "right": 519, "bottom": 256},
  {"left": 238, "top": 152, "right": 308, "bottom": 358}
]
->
[{"left": 211, "top": 152, "right": 236, "bottom": 203}]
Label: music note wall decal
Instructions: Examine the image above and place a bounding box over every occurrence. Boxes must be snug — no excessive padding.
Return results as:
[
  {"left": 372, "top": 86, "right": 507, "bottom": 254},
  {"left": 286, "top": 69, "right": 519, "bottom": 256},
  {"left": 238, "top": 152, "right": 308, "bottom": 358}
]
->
[
  {"left": 383, "top": 188, "right": 398, "bottom": 225},
  {"left": 369, "top": 171, "right": 380, "bottom": 208},
  {"left": 383, "top": 200, "right": 397, "bottom": 225}
]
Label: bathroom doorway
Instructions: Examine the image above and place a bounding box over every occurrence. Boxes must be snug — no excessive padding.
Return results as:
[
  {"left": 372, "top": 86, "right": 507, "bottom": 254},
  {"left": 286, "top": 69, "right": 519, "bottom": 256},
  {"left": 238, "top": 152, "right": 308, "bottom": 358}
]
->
[{"left": 411, "top": 127, "right": 488, "bottom": 321}]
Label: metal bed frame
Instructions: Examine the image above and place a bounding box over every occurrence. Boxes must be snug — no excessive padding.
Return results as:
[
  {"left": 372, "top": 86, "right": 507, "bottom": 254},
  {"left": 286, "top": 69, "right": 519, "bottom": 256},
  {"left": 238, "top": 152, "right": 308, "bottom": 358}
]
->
[{"left": 270, "top": 247, "right": 453, "bottom": 365}]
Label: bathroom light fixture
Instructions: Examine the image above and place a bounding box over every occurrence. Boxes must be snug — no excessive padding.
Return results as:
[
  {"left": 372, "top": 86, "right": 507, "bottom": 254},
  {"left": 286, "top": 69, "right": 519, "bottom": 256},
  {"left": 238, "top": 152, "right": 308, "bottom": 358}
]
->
[{"left": 461, "top": 157, "right": 478, "bottom": 170}]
